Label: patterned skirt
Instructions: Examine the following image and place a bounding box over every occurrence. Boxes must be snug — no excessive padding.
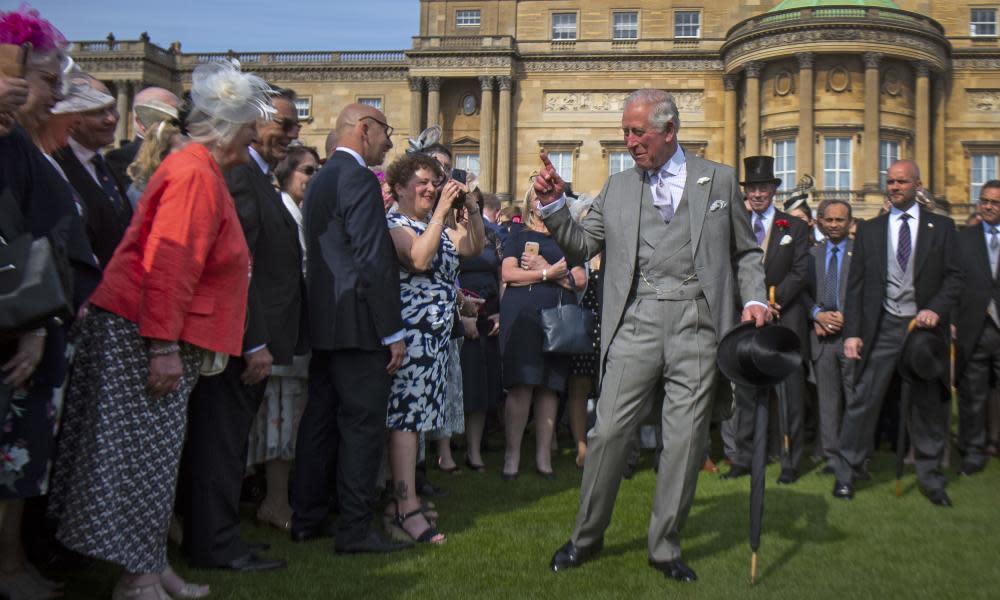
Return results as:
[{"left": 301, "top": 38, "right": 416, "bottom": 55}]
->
[
  {"left": 430, "top": 339, "right": 465, "bottom": 439},
  {"left": 48, "top": 309, "right": 201, "bottom": 573}
]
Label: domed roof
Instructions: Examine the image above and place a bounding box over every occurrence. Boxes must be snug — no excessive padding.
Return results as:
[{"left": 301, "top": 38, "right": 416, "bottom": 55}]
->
[{"left": 769, "top": 0, "right": 900, "bottom": 11}]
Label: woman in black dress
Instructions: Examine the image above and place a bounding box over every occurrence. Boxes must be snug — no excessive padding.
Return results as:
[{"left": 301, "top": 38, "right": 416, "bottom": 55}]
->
[{"left": 499, "top": 189, "right": 586, "bottom": 479}]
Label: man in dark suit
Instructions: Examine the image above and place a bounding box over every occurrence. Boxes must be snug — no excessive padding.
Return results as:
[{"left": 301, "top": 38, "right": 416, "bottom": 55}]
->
[
  {"left": 183, "top": 89, "right": 303, "bottom": 571},
  {"left": 291, "top": 103, "right": 408, "bottom": 554},
  {"left": 955, "top": 179, "right": 1000, "bottom": 476},
  {"left": 834, "top": 160, "right": 962, "bottom": 506},
  {"left": 804, "top": 199, "right": 854, "bottom": 472},
  {"left": 104, "top": 86, "right": 180, "bottom": 189},
  {"left": 52, "top": 76, "right": 131, "bottom": 268},
  {"left": 722, "top": 156, "right": 811, "bottom": 484}
]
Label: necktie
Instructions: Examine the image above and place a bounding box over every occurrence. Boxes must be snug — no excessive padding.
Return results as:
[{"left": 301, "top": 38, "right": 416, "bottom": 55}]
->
[
  {"left": 91, "top": 153, "right": 128, "bottom": 215},
  {"left": 991, "top": 226, "right": 999, "bottom": 252},
  {"left": 896, "top": 213, "right": 911, "bottom": 271},
  {"left": 823, "top": 246, "right": 840, "bottom": 310},
  {"left": 753, "top": 213, "right": 765, "bottom": 246},
  {"left": 652, "top": 171, "right": 674, "bottom": 224}
]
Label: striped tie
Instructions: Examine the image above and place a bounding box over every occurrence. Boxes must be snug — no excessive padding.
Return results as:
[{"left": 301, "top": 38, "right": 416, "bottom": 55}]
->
[
  {"left": 896, "top": 213, "right": 911, "bottom": 271},
  {"left": 823, "top": 246, "right": 839, "bottom": 310}
]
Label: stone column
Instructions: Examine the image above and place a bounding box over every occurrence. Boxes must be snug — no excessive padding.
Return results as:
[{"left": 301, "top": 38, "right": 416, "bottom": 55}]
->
[
  {"left": 796, "top": 53, "right": 815, "bottom": 183},
  {"left": 478, "top": 75, "right": 496, "bottom": 192},
  {"left": 914, "top": 62, "right": 931, "bottom": 184},
  {"left": 496, "top": 76, "right": 513, "bottom": 201},
  {"left": 932, "top": 74, "right": 946, "bottom": 195},
  {"left": 426, "top": 77, "right": 441, "bottom": 128},
  {"left": 114, "top": 80, "right": 131, "bottom": 145},
  {"left": 744, "top": 61, "right": 763, "bottom": 158},
  {"left": 723, "top": 75, "right": 739, "bottom": 168},
  {"left": 862, "top": 52, "right": 882, "bottom": 192},
  {"left": 408, "top": 77, "right": 424, "bottom": 138}
]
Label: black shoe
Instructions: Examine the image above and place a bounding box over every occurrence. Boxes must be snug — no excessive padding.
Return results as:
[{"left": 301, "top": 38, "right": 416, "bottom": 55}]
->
[
  {"left": 649, "top": 558, "right": 698, "bottom": 582},
  {"left": 832, "top": 481, "right": 854, "bottom": 500},
  {"left": 219, "top": 553, "right": 287, "bottom": 572},
  {"left": 246, "top": 542, "right": 270, "bottom": 553},
  {"left": 501, "top": 471, "right": 518, "bottom": 481},
  {"left": 335, "top": 529, "right": 412, "bottom": 554},
  {"left": 819, "top": 465, "right": 835, "bottom": 476},
  {"left": 777, "top": 468, "right": 799, "bottom": 484},
  {"left": 418, "top": 481, "right": 449, "bottom": 497},
  {"left": 536, "top": 468, "right": 556, "bottom": 480},
  {"left": 923, "top": 488, "right": 953, "bottom": 508},
  {"left": 721, "top": 464, "right": 750, "bottom": 480},
  {"left": 550, "top": 539, "right": 603, "bottom": 572},
  {"left": 290, "top": 520, "right": 336, "bottom": 543},
  {"left": 958, "top": 462, "right": 984, "bottom": 477}
]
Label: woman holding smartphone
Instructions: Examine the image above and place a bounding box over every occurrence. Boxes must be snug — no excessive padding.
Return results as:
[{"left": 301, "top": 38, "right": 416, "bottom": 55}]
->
[{"left": 499, "top": 185, "right": 586, "bottom": 480}]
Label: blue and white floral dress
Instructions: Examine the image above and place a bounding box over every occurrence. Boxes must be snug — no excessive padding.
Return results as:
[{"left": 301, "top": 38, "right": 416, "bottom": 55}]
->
[{"left": 386, "top": 211, "right": 460, "bottom": 432}]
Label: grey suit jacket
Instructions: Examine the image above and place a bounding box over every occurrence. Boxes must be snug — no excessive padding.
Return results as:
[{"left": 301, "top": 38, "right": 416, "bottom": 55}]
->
[
  {"left": 808, "top": 239, "right": 852, "bottom": 361},
  {"left": 543, "top": 151, "right": 766, "bottom": 374}
]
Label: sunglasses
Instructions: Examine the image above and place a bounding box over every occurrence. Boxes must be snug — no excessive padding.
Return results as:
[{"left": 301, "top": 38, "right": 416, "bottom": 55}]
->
[
  {"left": 274, "top": 116, "right": 301, "bottom": 133},
  {"left": 297, "top": 165, "right": 319, "bottom": 176}
]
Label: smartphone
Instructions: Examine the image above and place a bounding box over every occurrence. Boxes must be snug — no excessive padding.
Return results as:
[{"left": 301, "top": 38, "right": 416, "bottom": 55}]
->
[
  {"left": 0, "top": 43, "right": 28, "bottom": 78},
  {"left": 524, "top": 241, "right": 540, "bottom": 257}
]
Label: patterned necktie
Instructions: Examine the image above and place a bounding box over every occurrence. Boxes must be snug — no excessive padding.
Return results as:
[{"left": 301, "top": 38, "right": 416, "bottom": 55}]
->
[
  {"left": 896, "top": 213, "right": 911, "bottom": 271},
  {"left": 991, "top": 226, "right": 999, "bottom": 252},
  {"left": 823, "top": 246, "right": 840, "bottom": 310},
  {"left": 652, "top": 172, "right": 674, "bottom": 224},
  {"left": 753, "top": 213, "right": 765, "bottom": 246},
  {"left": 91, "top": 153, "right": 127, "bottom": 215}
]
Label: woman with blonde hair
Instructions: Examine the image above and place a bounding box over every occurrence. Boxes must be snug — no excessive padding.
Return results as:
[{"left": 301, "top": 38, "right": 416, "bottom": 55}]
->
[{"left": 125, "top": 113, "right": 184, "bottom": 207}]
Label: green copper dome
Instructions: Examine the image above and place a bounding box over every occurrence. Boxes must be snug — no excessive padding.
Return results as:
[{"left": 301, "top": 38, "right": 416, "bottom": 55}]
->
[{"left": 769, "top": 0, "right": 900, "bottom": 11}]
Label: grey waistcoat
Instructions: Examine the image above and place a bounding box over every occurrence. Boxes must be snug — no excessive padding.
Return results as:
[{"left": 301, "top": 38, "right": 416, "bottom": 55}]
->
[
  {"left": 883, "top": 225, "right": 917, "bottom": 317},
  {"left": 633, "top": 185, "right": 703, "bottom": 301}
]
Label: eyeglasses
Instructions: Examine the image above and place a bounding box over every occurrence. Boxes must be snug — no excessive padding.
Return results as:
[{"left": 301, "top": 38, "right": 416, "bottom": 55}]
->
[
  {"left": 297, "top": 165, "right": 319, "bottom": 176},
  {"left": 361, "top": 116, "right": 393, "bottom": 138},
  {"left": 274, "top": 117, "right": 301, "bottom": 133},
  {"left": 979, "top": 198, "right": 1000, "bottom": 207}
]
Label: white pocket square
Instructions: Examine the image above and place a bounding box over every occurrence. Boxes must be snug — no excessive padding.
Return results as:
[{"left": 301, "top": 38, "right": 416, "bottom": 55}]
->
[
  {"left": 709, "top": 199, "right": 727, "bottom": 212},
  {"left": 779, "top": 234, "right": 793, "bottom": 246},
  {"left": 698, "top": 176, "right": 712, "bottom": 185}
]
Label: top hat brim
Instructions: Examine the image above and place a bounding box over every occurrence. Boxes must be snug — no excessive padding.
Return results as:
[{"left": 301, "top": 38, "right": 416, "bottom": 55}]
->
[
  {"left": 897, "top": 326, "right": 947, "bottom": 382},
  {"left": 717, "top": 321, "right": 802, "bottom": 389},
  {"left": 740, "top": 177, "right": 782, "bottom": 187}
]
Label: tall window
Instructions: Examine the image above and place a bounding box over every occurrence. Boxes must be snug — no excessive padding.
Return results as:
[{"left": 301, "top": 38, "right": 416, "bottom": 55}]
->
[
  {"left": 823, "top": 137, "right": 852, "bottom": 191},
  {"left": 294, "top": 97, "right": 311, "bottom": 120},
  {"left": 608, "top": 151, "right": 635, "bottom": 176},
  {"left": 456, "top": 9, "right": 481, "bottom": 28},
  {"left": 358, "top": 97, "right": 382, "bottom": 110},
  {"left": 674, "top": 11, "right": 701, "bottom": 38},
  {"left": 552, "top": 13, "right": 577, "bottom": 40},
  {"left": 455, "top": 153, "right": 480, "bottom": 177},
  {"left": 773, "top": 140, "right": 796, "bottom": 192},
  {"left": 613, "top": 11, "right": 639, "bottom": 40},
  {"left": 972, "top": 154, "right": 998, "bottom": 202},
  {"left": 971, "top": 8, "right": 997, "bottom": 36},
  {"left": 879, "top": 140, "right": 900, "bottom": 189},
  {"left": 547, "top": 151, "right": 574, "bottom": 183}
]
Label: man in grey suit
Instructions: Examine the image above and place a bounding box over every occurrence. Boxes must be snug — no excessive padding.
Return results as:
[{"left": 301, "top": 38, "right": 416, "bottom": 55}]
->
[
  {"left": 537, "top": 89, "right": 768, "bottom": 582},
  {"left": 806, "top": 199, "right": 854, "bottom": 472}
]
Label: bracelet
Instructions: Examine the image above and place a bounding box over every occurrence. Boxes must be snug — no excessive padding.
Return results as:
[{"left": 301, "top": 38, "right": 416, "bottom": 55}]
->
[
  {"left": 542, "top": 269, "right": 548, "bottom": 282},
  {"left": 428, "top": 220, "right": 444, "bottom": 229},
  {"left": 149, "top": 343, "right": 180, "bottom": 357}
]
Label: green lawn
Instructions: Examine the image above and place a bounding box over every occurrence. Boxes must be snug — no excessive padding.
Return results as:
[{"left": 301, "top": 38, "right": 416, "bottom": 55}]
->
[{"left": 57, "top": 440, "right": 1000, "bottom": 600}]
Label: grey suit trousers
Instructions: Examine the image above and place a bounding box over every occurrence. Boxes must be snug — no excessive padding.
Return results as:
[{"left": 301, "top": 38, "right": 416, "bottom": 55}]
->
[
  {"left": 724, "top": 365, "right": 807, "bottom": 472},
  {"left": 812, "top": 334, "right": 853, "bottom": 464},
  {"left": 958, "top": 319, "right": 1000, "bottom": 469},
  {"left": 571, "top": 295, "right": 716, "bottom": 562}
]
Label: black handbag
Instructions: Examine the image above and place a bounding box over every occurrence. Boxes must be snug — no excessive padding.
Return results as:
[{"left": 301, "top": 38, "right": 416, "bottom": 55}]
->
[{"left": 540, "top": 264, "right": 595, "bottom": 355}]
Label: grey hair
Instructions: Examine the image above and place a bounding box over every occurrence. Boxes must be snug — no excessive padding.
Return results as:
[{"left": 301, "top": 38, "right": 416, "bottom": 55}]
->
[{"left": 624, "top": 89, "right": 681, "bottom": 133}]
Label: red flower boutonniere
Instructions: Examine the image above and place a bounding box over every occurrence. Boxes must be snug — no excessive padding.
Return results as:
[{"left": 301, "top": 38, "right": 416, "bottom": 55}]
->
[{"left": 775, "top": 219, "right": 790, "bottom": 231}]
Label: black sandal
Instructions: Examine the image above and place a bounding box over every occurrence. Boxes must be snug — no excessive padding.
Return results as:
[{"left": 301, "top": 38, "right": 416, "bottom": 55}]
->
[{"left": 394, "top": 508, "right": 445, "bottom": 544}]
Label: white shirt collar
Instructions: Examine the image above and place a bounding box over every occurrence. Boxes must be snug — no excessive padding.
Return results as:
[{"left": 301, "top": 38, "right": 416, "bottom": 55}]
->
[
  {"left": 649, "top": 145, "right": 686, "bottom": 180},
  {"left": 248, "top": 146, "right": 269, "bottom": 174},
  {"left": 889, "top": 203, "right": 920, "bottom": 221},
  {"left": 753, "top": 202, "right": 776, "bottom": 222},
  {"left": 336, "top": 146, "right": 366, "bottom": 167},
  {"left": 68, "top": 136, "right": 98, "bottom": 166}
]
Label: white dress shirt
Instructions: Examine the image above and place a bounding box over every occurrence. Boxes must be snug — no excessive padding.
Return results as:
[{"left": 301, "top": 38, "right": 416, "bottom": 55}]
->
[
  {"left": 67, "top": 137, "right": 102, "bottom": 187},
  {"left": 888, "top": 202, "right": 920, "bottom": 256},
  {"left": 647, "top": 146, "right": 687, "bottom": 216},
  {"left": 248, "top": 145, "right": 270, "bottom": 175}
]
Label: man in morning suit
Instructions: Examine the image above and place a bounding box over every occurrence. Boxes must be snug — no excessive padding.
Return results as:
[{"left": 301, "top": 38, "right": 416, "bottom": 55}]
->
[
  {"left": 805, "top": 199, "right": 854, "bottom": 472},
  {"left": 955, "top": 179, "right": 1000, "bottom": 476},
  {"left": 104, "top": 86, "right": 180, "bottom": 189},
  {"left": 537, "top": 89, "right": 768, "bottom": 582},
  {"left": 291, "top": 103, "right": 408, "bottom": 553},
  {"left": 721, "top": 156, "right": 811, "bottom": 484},
  {"left": 52, "top": 75, "right": 131, "bottom": 268},
  {"left": 183, "top": 90, "right": 302, "bottom": 571},
  {"left": 833, "top": 160, "right": 962, "bottom": 506}
]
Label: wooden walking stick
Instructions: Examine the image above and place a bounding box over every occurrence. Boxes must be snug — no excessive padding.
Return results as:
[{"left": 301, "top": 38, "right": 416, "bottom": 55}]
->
[{"left": 769, "top": 286, "right": 791, "bottom": 454}]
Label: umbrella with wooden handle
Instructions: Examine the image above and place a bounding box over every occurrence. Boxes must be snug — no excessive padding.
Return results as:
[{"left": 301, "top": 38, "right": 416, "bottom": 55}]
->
[{"left": 769, "top": 286, "right": 791, "bottom": 458}]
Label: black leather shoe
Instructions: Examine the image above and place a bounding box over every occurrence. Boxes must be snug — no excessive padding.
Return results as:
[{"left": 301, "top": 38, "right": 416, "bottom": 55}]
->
[
  {"left": 923, "top": 488, "right": 953, "bottom": 507},
  {"left": 958, "top": 462, "right": 984, "bottom": 477},
  {"left": 777, "top": 468, "right": 799, "bottom": 484},
  {"left": 536, "top": 468, "right": 556, "bottom": 480},
  {"left": 290, "top": 520, "right": 336, "bottom": 543},
  {"left": 245, "top": 542, "right": 270, "bottom": 553},
  {"left": 221, "top": 553, "right": 287, "bottom": 572},
  {"left": 649, "top": 558, "right": 698, "bottom": 582},
  {"left": 721, "top": 464, "right": 750, "bottom": 480},
  {"left": 550, "top": 539, "right": 603, "bottom": 572},
  {"left": 335, "top": 530, "right": 412, "bottom": 554},
  {"left": 832, "top": 481, "right": 854, "bottom": 500}
]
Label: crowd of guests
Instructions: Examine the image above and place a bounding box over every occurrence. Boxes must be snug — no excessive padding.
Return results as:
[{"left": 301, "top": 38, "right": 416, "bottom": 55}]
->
[{"left": 2, "top": 5, "right": 999, "bottom": 599}]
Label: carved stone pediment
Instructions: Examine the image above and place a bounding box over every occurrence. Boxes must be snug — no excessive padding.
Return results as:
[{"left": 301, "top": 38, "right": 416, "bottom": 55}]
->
[{"left": 543, "top": 91, "right": 704, "bottom": 114}]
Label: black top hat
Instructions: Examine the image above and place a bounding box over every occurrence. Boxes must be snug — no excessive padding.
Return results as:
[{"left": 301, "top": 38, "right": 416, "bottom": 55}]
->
[
  {"left": 897, "top": 326, "right": 947, "bottom": 383},
  {"left": 741, "top": 156, "right": 782, "bottom": 187},
  {"left": 783, "top": 191, "right": 810, "bottom": 215},
  {"left": 717, "top": 321, "right": 802, "bottom": 389}
]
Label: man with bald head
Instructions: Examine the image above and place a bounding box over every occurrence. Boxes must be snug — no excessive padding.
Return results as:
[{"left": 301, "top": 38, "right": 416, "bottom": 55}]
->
[
  {"left": 292, "top": 103, "right": 408, "bottom": 553},
  {"left": 53, "top": 74, "right": 132, "bottom": 267},
  {"left": 833, "top": 159, "right": 962, "bottom": 506},
  {"left": 105, "top": 85, "right": 180, "bottom": 186}
]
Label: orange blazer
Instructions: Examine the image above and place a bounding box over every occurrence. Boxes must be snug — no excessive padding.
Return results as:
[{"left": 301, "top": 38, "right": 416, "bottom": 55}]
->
[{"left": 90, "top": 143, "right": 251, "bottom": 356}]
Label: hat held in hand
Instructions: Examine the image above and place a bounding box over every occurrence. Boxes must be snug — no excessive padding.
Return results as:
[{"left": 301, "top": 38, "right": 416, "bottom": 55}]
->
[
  {"left": 717, "top": 321, "right": 801, "bottom": 389},
  {"left": 897, "top": 325, "right": 947, "bottom": 383}
]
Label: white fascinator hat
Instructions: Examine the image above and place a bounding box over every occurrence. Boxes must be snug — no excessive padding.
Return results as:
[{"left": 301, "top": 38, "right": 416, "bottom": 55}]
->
[
  {"left": 51, "top": 58, "right": 114, "bottom": 115},
  {"left": 184, "top": 60, "right": 275, "bottom": 144}
]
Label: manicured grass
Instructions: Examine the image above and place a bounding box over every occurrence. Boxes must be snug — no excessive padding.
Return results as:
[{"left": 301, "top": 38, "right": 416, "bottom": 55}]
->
[{"left": 57, "top": 439, "right": 1000, "bottom": 600}]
